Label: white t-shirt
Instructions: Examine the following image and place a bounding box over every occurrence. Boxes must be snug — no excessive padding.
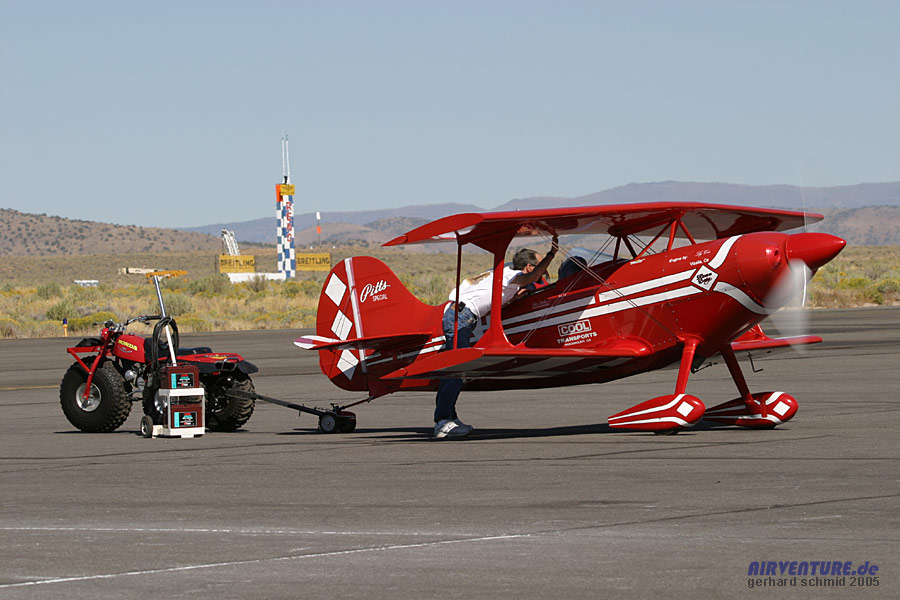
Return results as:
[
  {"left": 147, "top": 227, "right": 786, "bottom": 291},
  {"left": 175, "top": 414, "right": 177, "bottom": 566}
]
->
[{"left": 448, "top": 266, "right": 523, "bottom": 319}]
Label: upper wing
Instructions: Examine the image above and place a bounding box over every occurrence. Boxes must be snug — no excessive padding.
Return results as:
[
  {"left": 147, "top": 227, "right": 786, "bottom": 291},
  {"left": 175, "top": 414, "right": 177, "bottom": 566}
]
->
[{"left": 383, "top": 202, "right": 821, "bottom": 246}]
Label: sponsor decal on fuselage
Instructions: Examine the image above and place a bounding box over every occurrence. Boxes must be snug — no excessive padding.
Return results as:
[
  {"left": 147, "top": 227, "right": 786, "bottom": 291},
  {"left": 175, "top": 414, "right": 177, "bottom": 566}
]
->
[{"left": 557, "top": 319, "right": 597, "bottom": 345}]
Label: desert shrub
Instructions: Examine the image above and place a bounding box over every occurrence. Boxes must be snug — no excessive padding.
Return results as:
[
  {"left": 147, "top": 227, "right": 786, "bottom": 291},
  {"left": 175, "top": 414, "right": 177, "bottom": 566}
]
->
[
  {"left": 188, "top": 274, "right": 231, "bottom": 295},
  {"left": 174, "top": 315, "right": 212, "bottom": 333},
  {"left": 280, "top": 280, "right": 320, "bottom": 298},
  {"left": 246, "top": 276, "right": 268, "bottom": 293},
  {"left": 69, "top": 311, "right": 119, "bottom": 332},
  {"left": 159, "top": 276, "right": 187, "bottom": 290},
  {"left": 876, "top": 278, "right": 900, "bottom": 294},
  {"left": 68, "top": 285, "right": 103, "bottom": 303},
  {"left": 280, "top": 280, "right": 303, "bottom": 298},
  {"left": 46, "top": 299, "right": 76, "bottom": 321},
  {"left": 837, "top": 277, "right": 869, "bottom": 290},
  {"left": 155, "top": 293, "right": 192, "bottom": 316},
  {"left": 861, "top": 285, "right": 884, "bottom": 305},
  {"left": 0, "top": 318, "right": 19, "bottom": 338},
  {"left": 36, "top": 282, "right": 63, "bottom": 299}
]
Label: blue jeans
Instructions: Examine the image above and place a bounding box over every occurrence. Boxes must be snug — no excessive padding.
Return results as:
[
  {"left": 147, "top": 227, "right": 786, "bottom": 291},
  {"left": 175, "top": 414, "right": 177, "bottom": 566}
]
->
[{"left": 434, "top": 306, "right": 477, "bottom": 423}]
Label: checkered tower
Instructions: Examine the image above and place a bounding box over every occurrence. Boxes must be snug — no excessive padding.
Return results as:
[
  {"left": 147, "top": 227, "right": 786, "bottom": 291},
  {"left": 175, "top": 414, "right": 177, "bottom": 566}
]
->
[
  {"left": 276, "top": 134, "right": 296, "bottom": 279},
  {"left": 276, "top": 183, "right": 296, "bottom": 279}
]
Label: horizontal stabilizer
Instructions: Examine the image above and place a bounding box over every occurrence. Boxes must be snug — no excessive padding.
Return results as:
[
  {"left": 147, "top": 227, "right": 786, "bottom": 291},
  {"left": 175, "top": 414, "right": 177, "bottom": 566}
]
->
[
  {"left": 731, "top": 335, "right": 821, "bottom": 352},
  {"left": 731, "top": 325, "right": 821, "bottom": 353},
  {"left": 383, "top": 340, "right": 651, "bottom": 380},
  {"left": 295, "top": 332, "right": 433, "bottom": 352}
]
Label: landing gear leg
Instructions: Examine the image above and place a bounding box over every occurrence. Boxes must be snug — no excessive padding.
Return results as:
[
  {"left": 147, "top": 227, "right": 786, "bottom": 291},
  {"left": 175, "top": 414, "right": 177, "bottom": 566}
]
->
[
  {"left": 608, "top": 338, "right": 706, "bottom": 433},
  {"left": 674, "top": 337, "right": 699, "bottom": 395},
  {"left": 655, "top": 338, "right": 700, "bottom": 436},
  {"left": 704, "top": 346, "right": 799, "bottom": 428},
  {"left": 721, "top": 346, "right": 763, "bottom": 416}
]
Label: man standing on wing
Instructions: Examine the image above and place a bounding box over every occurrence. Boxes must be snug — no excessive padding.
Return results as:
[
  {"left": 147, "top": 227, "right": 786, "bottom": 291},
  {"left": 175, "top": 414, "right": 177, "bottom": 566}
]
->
[{"left": 434, "top": 234, "right": 559, "bottom": 439}]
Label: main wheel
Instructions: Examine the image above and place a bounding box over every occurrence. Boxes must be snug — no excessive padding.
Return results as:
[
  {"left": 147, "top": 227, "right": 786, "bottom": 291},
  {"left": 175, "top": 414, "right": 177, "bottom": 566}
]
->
[
  {"left": 203, "top": 374, "right": 255, "bottom": 432},
  {"left": 60, "top": 360, "right": 131, "bottom": 433}
]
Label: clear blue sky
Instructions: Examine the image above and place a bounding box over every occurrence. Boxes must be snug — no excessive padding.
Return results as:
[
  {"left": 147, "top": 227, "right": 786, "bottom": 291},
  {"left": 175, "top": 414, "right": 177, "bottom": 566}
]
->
[{"left": 2, "top": 0, "right": 898, "bottom": 227}]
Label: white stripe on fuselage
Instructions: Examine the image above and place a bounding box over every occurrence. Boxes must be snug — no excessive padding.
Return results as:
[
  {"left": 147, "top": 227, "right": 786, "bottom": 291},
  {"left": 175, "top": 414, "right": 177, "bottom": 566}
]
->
[
  {"left": 501, "top": 269, "right": 696, "bottom": 331},
  {"left": 503, "top": 272, "right": 702, "bottom": 337},
  {"left": 712, "top": 282, "right": 777, "bottom": 315},
  {"left": 709, "top": 235, "right": 741, "bottom": 269}
]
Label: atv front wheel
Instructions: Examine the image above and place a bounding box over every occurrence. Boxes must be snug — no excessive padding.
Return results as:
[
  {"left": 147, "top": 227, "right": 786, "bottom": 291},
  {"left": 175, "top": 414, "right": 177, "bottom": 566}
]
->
[
  {"left": 204, "top": 375, "right": 255, "bottom": 432},
  {"left": 60, "top": 360, "right": 131, "bottom": 432}
]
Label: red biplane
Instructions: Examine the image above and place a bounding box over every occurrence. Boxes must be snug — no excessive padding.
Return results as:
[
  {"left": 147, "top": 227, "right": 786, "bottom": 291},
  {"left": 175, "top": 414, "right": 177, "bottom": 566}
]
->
[{"left": 295, "top": 202, "right": 845, "bottom": 434}]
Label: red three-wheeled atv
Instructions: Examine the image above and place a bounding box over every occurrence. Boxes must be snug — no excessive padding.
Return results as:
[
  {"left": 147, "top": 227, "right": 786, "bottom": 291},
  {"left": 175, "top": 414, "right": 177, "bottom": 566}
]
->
[{"left": 59, "top": 282, "right": 257, "bottom": 433}]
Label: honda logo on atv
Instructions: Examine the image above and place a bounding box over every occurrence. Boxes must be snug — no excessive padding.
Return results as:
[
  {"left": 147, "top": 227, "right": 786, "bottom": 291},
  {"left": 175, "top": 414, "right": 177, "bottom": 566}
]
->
[
  {"left": 558, "top": 320, "right": 591, "bottom": 336},
  {"left": 360, "top": 280, "right": 390, "bottom": 302}
]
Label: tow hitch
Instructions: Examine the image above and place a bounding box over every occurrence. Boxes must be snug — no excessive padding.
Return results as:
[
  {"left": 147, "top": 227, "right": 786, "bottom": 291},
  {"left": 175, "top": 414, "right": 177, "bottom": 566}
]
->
[{"left": 226, "top": 389, "right": 357, "bottom": 434}]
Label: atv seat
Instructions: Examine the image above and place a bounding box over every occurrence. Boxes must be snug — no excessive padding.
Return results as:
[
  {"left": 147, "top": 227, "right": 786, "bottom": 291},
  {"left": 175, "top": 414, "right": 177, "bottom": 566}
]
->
[
  {"left": 143, "top": 336, "right": 212, "bottom": 360},
  {"left": 177, "top": 347, "right": 213, "bottom": 356}
]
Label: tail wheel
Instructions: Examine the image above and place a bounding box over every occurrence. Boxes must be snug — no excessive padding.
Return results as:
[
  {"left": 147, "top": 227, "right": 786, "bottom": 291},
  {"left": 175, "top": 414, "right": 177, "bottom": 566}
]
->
[
  {"left": 204, "top": 375, "right": 255, "bottom": 432},
  {"left": 320, "top": 411, "right": 356, "bottom": 434},
  {"left": 59, "top": 360, "right": 131, "bottom": 433}
]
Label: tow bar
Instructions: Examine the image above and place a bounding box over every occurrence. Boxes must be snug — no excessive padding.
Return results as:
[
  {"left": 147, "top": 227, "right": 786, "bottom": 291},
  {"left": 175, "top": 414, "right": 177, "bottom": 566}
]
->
[{"left": 226, "top": 389, "right": 357, "bottom": 434}]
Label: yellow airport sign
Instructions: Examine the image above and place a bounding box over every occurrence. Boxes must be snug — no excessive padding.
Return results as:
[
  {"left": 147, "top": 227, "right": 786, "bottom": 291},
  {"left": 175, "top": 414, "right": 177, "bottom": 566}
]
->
[
  {"left": 278, "top": 184, "right": 295, "bottom": 196},
  {"left": 218, "top": 255, "right": 256, "bottom": 273},
  {"left": 297, "top": 253, "right": 331, "bottom": 271}
]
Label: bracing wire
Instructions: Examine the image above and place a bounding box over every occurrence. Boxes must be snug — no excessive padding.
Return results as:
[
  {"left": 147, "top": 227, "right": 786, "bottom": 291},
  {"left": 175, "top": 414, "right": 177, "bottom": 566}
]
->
[{"left": 512, "top": 231, "right": 679, "bottom": 347}]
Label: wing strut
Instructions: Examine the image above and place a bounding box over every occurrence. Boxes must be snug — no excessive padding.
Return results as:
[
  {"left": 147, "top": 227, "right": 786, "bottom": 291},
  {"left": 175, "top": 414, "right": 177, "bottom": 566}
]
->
[
  {"left": 453, "top": 233, "right": 462, "bottom": 349},
  {"left": 471, "top": 227, "right": 518, "bottom": 349}
]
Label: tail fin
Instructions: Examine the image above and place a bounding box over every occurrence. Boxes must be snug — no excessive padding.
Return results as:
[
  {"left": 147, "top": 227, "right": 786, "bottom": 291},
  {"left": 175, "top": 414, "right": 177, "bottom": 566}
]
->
[{"left": 307, "top": 256, "right": 444, "bottom": 393}]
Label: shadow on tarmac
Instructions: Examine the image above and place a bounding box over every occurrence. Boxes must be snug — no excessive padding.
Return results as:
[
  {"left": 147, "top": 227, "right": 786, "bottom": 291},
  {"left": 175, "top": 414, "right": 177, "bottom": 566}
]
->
[{"left": 275, "top": 418, "right": 781, "bottom": 442}]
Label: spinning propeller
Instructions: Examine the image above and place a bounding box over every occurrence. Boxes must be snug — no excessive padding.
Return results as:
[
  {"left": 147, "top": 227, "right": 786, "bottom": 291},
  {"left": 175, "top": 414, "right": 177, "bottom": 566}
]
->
[{"left": 766, "top": 233, "right": 844, "bottom": 344}]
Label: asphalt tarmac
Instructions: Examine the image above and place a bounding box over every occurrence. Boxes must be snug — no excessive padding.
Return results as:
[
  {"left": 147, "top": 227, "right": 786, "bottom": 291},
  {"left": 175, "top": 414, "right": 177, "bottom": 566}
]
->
[{"left": 1, "top": 307, "right": 897, "bottom": 599}]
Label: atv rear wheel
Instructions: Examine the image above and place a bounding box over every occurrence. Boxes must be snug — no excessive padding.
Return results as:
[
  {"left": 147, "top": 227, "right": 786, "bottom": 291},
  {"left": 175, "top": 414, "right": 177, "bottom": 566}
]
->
[
  {"left": 60, "top": 360, "right": 131, "bottom": 433},
  {"left": 204, "top": 375, "right": 255, "bottom": 432}
]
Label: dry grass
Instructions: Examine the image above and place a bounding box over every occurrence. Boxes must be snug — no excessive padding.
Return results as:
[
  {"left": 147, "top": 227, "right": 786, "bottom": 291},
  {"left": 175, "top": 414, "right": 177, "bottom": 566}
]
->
[
  {"left": 0, "top": 247, "right": 494, "bottom": 338},
  {"left": 808, "top": 246, "right": 900, "bottom": 307},
  {"left": 0, "top": 245, "right": 896, "bottom": 339}
]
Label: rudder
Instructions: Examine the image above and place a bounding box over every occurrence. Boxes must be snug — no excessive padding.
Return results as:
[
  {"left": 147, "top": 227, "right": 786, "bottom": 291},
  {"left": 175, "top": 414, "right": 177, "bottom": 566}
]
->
[{"left": 315, "top": 256, "right": 442, "bottom": 391}]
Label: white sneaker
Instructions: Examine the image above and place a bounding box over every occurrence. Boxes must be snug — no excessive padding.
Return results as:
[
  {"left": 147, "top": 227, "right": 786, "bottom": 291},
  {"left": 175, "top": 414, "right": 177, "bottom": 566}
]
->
[
  {"left": 453, "top": 419, "right": 474, "bottom": 433},
  {"left": 434, "top": 419, "right": 472, "bottom": 439}
]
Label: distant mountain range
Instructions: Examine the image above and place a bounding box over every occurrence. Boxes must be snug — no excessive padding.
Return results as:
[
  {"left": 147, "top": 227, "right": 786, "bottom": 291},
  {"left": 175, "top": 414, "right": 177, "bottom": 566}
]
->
[
  {"left": 2, "top": 181, "right": 898, "bottom": 257},
  {"left": 185, "top": 181, "right": 900, "bottom": 247},
  {"left": 0, "top": 209, "right": 221, "bottom": 256}
]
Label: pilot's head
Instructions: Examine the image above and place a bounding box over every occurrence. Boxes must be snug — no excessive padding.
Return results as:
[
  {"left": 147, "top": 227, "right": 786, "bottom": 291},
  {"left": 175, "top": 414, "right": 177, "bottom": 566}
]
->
[{"left": 513, "top": 248, "right": 541, "bottom": 272}]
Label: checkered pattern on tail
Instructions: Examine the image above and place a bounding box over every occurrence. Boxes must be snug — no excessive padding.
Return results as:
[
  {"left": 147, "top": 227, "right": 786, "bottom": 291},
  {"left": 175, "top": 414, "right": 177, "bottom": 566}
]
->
[{"left": 314, "top": 256, "right": 441, "bottom": 392}]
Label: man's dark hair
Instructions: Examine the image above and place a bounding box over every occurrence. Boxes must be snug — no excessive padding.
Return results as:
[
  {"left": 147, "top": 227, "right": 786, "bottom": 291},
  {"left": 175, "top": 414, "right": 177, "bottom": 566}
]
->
[{"left": 513, "top": 248, "right": 540, "bottom": 270}]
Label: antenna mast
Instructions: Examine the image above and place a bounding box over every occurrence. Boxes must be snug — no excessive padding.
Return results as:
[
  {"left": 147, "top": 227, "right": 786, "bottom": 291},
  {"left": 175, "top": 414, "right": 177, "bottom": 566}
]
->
[{"left": 282, "top": 133, "right": 291, "bottom": 184}]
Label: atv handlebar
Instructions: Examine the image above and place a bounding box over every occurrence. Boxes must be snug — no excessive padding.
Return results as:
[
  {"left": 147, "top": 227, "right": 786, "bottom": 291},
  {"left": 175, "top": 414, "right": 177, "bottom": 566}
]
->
[{"left": 96, "top": 315, "right": 164, "bottom": 330}]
